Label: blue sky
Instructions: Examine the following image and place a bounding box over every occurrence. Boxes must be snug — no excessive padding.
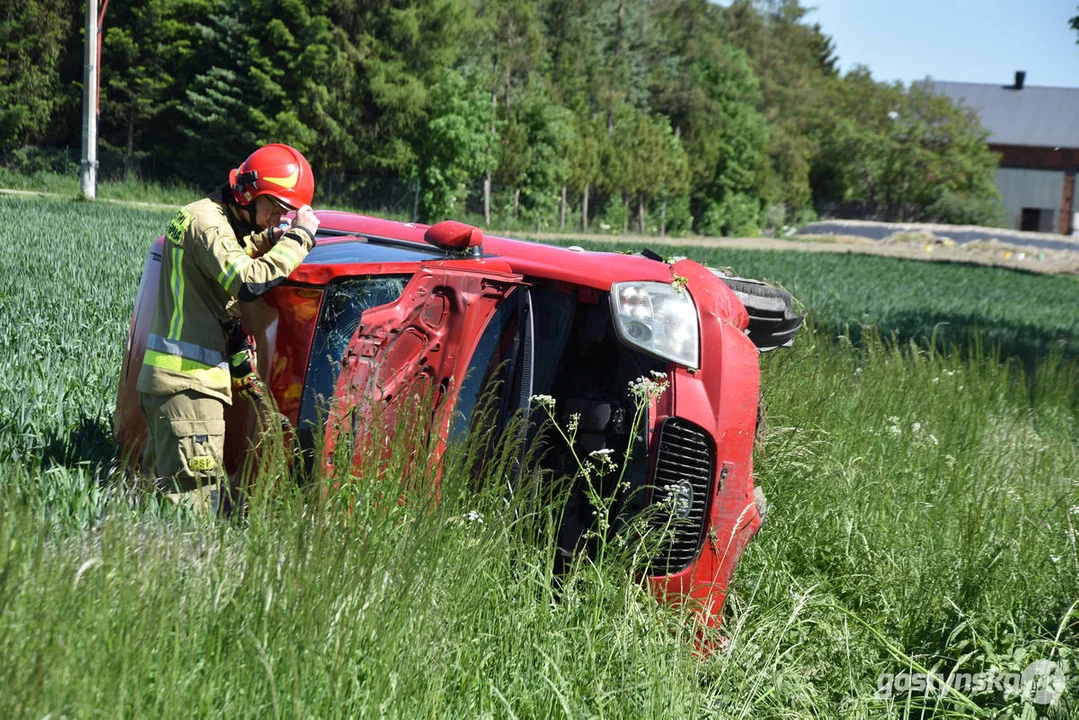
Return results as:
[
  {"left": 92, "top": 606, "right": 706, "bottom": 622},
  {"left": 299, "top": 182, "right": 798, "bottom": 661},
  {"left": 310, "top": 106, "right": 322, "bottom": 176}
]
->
[{"left": 804, "top": 0, "right": 1079, "bottom": 88}]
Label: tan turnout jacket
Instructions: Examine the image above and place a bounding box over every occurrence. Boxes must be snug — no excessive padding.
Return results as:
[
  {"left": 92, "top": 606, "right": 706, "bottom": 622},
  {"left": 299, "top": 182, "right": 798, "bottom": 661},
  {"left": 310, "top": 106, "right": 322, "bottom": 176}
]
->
[{"left": 137, "top": 195, "right": 315, "bottom": 404}]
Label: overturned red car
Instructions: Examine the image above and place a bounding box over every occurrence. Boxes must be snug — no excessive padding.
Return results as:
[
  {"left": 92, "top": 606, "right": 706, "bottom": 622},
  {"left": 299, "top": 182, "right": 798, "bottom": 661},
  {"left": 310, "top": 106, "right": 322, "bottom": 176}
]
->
[{"left": 115, "top": 210, "right": 801, "bottom": 624}]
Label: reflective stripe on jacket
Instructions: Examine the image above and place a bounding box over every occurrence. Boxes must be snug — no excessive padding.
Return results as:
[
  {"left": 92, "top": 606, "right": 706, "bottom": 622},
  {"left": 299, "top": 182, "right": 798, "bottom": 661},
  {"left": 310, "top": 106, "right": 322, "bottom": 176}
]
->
[{"left": 137, "top": 196, "right": 314, "bottom": 403}]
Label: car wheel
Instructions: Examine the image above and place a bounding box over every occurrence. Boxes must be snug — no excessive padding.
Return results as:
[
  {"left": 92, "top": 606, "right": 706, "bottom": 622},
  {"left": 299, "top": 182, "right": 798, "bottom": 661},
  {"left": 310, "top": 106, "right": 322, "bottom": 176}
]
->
[{"left": 718, "top": 276, "right": 803, "bottom": 352}]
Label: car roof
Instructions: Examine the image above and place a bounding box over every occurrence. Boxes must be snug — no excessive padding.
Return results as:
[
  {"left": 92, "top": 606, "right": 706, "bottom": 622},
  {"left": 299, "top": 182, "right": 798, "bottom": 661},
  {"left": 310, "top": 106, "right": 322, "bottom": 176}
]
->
[{"left": 311, "top": 210, "right": 675, "bottom": 289}]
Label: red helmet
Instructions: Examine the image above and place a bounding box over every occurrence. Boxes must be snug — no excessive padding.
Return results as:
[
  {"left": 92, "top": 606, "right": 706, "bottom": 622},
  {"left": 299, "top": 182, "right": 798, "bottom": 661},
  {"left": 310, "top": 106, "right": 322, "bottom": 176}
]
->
[{"left": 229, "top": 143, "right": 314, "bottom": 209}]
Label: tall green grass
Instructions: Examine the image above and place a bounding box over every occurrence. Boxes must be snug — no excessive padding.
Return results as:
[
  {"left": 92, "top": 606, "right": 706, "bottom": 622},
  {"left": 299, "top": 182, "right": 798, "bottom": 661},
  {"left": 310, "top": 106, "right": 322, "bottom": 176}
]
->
[
  {"left": 0, "top": 195, "right": 1075, "bottom": 717},
  {"left": 736, "top": 331, "right": 1078, "bottom": 716},
  {"left": 0, "top": 196, "right": 173, "bottom": 468}
]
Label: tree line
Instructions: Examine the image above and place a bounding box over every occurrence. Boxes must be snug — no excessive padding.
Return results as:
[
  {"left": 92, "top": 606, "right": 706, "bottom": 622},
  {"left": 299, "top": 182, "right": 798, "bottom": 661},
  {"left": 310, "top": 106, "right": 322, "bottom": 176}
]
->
[{"left": 1, "top": 0, "right": 1003, "bottom": 233}]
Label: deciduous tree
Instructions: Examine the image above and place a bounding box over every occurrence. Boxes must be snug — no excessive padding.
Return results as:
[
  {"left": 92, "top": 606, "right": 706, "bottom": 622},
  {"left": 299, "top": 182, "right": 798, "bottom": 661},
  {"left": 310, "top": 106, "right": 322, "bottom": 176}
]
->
[
  {"left": 413, "top": 68, "right": 496, "bottom": 222},
  {"left": 813, "top": 68, "right": 1002, "bottom": 225}
]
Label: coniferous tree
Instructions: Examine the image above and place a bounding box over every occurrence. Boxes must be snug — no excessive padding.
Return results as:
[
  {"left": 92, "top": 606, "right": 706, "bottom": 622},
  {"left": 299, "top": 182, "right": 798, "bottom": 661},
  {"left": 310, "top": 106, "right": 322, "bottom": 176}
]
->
[
  {"left": 0, "top": 0, "right": 78, "bottom": 153},
  {"left": 101, "top": 0, "right": 214, "bottom": 178},
  {"left": 326, "top": 0, "right": 474, "bottom": 181},
  {"left": 720, "top": 0, "right": 838, "bottom": 225},
  {"left": 177, "top": 1, "right": 262, "bottom": 185},
  {"left": 466, "top": 0, "right": 545, "bottom": 224}
]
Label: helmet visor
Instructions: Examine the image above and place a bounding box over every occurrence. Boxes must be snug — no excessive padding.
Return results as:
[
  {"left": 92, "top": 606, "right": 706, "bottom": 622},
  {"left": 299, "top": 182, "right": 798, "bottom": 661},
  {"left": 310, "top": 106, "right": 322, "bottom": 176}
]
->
[{"left": 266, "top": 194, "right": 296, "bottom": 213}]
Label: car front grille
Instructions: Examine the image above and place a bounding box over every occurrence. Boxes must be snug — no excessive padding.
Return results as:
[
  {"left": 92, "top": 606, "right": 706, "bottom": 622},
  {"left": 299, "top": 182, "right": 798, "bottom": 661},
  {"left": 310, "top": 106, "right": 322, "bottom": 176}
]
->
[{"left": 648, "top": 418, "right": 714, "bottom": 575}]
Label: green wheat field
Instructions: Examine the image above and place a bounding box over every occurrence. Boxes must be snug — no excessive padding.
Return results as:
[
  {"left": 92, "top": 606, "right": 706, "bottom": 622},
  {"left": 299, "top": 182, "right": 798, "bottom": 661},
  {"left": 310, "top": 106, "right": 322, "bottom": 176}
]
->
[{"left": 0, "top": 193, "right": 1076, "bottom": 718}]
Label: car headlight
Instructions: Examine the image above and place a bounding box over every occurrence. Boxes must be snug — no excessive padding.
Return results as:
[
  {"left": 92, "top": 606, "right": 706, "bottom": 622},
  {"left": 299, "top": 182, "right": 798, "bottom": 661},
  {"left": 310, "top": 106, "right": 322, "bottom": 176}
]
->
[{"left": 610, "top": 281, "right": 699, "bottom": 368}]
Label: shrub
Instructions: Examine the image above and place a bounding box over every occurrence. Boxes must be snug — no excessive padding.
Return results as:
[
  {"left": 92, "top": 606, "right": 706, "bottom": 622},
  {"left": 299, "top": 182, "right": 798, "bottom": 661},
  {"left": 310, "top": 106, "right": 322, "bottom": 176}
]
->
[
  {"left": 698, "top": 194, "right": 760, "bottom": 237},
  {"left": 661, "top": 195, "right": 693, "bottom": 237},
  {"left": 600, "top": 192, "right": 629, "bottom": 233},
  {"left": 926, "top": 190, "right": 1007, "bottom": 228}
]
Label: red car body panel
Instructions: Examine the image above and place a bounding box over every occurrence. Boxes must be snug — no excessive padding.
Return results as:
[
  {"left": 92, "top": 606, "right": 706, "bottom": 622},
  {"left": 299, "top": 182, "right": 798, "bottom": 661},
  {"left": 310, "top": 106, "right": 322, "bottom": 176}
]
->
[
  {"left": 309, "top": 211, "right": 678, "bottom": 290},
  {"left": 115, "top": 211, "right": 766, "bottom": 627},
  {"left": 324, "top": 263, "right": 522, "bottom": 478},
  {"left": 645, "top": 259, "right": 762, "bottom": 618}
]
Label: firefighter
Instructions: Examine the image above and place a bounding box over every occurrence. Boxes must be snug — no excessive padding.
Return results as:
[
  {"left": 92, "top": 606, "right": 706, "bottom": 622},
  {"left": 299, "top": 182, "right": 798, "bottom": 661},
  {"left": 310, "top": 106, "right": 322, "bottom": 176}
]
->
[{"left": 137, "top": 143, "right": 320, "bottom": 508}]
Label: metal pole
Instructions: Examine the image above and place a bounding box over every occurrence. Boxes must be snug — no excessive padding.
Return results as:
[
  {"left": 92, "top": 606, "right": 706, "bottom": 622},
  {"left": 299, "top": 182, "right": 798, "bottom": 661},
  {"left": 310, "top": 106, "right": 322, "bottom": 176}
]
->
[{"left": 80, "top": 0, "right": 99, "bottom": 199}]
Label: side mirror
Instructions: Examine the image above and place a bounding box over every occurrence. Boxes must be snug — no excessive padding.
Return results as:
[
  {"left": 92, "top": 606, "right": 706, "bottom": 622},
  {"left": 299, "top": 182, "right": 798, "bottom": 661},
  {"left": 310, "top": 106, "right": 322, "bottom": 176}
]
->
[{"left": 424, "top": 221, "right": 484, "bottom": 254}]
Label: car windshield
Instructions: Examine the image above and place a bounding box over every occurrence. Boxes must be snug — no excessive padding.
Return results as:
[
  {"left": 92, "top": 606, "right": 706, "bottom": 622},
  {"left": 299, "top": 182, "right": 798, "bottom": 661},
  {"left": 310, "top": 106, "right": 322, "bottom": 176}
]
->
[{"left": 297, "top": 275, "right": 411, "bottom": 453}]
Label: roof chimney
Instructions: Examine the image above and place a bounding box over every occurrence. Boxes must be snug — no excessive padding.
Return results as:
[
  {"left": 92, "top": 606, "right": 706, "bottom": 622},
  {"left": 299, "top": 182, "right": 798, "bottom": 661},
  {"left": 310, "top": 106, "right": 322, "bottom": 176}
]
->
[{"left": 1014, "top": 71, "right": 1026, "bottom": 90}]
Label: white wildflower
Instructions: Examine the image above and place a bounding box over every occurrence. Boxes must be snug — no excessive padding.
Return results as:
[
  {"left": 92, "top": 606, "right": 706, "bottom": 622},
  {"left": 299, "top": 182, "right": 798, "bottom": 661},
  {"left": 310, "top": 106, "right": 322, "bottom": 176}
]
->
[
  {"left": 629, "top": 375, "right": 669, "bottom": 403},
  {"left": 889, "top": 425, "right": 901, "bottom": 436},
  {"left": 1050, "top": 554, "right": 1061, "bottom": 564},
  {"left": 530, "top": 394, "right": 556, "bottom": 411},
  {"left": 465, "top": 510, "right": 484, "bottom": 524},
  {"left": 1070, "top": 506, "right": 1079, "bottom": 516},
  {"left": 589, "top": 447, "right": 617, "bottom": 474},
  {"left": 911, "top": 422, "right": 922, "bottom": 432},
  {"left": 654, "top": 485, "right": 679, "bottom": 509}
]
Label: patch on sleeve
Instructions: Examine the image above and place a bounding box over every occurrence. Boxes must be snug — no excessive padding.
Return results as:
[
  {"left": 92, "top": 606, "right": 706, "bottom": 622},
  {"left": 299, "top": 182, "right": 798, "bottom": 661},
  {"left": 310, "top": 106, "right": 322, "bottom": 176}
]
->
[
  {"left": 188, "top": 456, "right": 216, "bottom": 472},
  {"left": 166, "top": 208, "right": 194, "bottom": 246}
]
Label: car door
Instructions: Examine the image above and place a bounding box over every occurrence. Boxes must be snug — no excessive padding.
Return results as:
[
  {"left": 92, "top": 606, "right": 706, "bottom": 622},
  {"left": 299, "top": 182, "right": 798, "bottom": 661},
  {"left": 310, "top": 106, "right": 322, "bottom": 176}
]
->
[{"left": 323, "top": 261, "right": 523, "bottom": 481}]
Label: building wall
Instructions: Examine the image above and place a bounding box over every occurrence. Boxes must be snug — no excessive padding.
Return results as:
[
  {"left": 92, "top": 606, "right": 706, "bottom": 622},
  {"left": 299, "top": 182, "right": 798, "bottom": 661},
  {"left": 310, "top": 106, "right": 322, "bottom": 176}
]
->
[
  {"left": 994, "top": 168, "right": 1065, "bottom": 232},
  {"left": 993, "top": 144, "right": 1079, "bottom": 171},
  {"left": 991, "top": 144, "right": 1079, "bottom": 234}
]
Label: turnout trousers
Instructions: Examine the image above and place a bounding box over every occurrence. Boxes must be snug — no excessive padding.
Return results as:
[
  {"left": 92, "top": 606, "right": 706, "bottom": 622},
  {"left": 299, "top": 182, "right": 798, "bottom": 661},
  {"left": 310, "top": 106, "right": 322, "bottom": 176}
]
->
[{"left": 139, "top": 389, "right": 227, "bottom": 495}]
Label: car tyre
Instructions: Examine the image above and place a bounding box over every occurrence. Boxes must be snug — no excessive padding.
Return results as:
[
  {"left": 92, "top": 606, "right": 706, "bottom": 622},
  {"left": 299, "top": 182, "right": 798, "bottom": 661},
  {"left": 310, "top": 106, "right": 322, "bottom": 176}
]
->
[{"left": 718, "top": 276, "right": 803, "bottom": 351}]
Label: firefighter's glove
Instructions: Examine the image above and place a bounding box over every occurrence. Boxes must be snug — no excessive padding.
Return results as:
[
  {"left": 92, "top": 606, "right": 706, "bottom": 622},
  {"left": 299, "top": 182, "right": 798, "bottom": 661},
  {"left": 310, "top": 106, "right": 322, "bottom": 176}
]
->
[
  {"left": 230, "top": 350, "right": 255, "bottom": 379},
  {"left": 233, "top": 370, "right": 269, "bottom": 403},
  {"left": 225, "top": 321, "right": 256, "bottom": 379}
]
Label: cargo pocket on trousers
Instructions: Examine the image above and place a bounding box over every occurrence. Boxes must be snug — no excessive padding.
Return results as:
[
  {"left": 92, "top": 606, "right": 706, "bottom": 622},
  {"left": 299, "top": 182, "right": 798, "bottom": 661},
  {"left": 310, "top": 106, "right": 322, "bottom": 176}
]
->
[{"left": 169, "top": 418, "right": 227, "bottom": 487}]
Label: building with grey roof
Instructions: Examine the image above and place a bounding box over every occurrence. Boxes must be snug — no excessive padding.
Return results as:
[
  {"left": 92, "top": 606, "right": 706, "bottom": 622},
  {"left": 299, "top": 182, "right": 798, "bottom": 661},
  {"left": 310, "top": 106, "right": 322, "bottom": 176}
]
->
[{"left": 927, "top": 72, "right": 1079, "bottom": 235}]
